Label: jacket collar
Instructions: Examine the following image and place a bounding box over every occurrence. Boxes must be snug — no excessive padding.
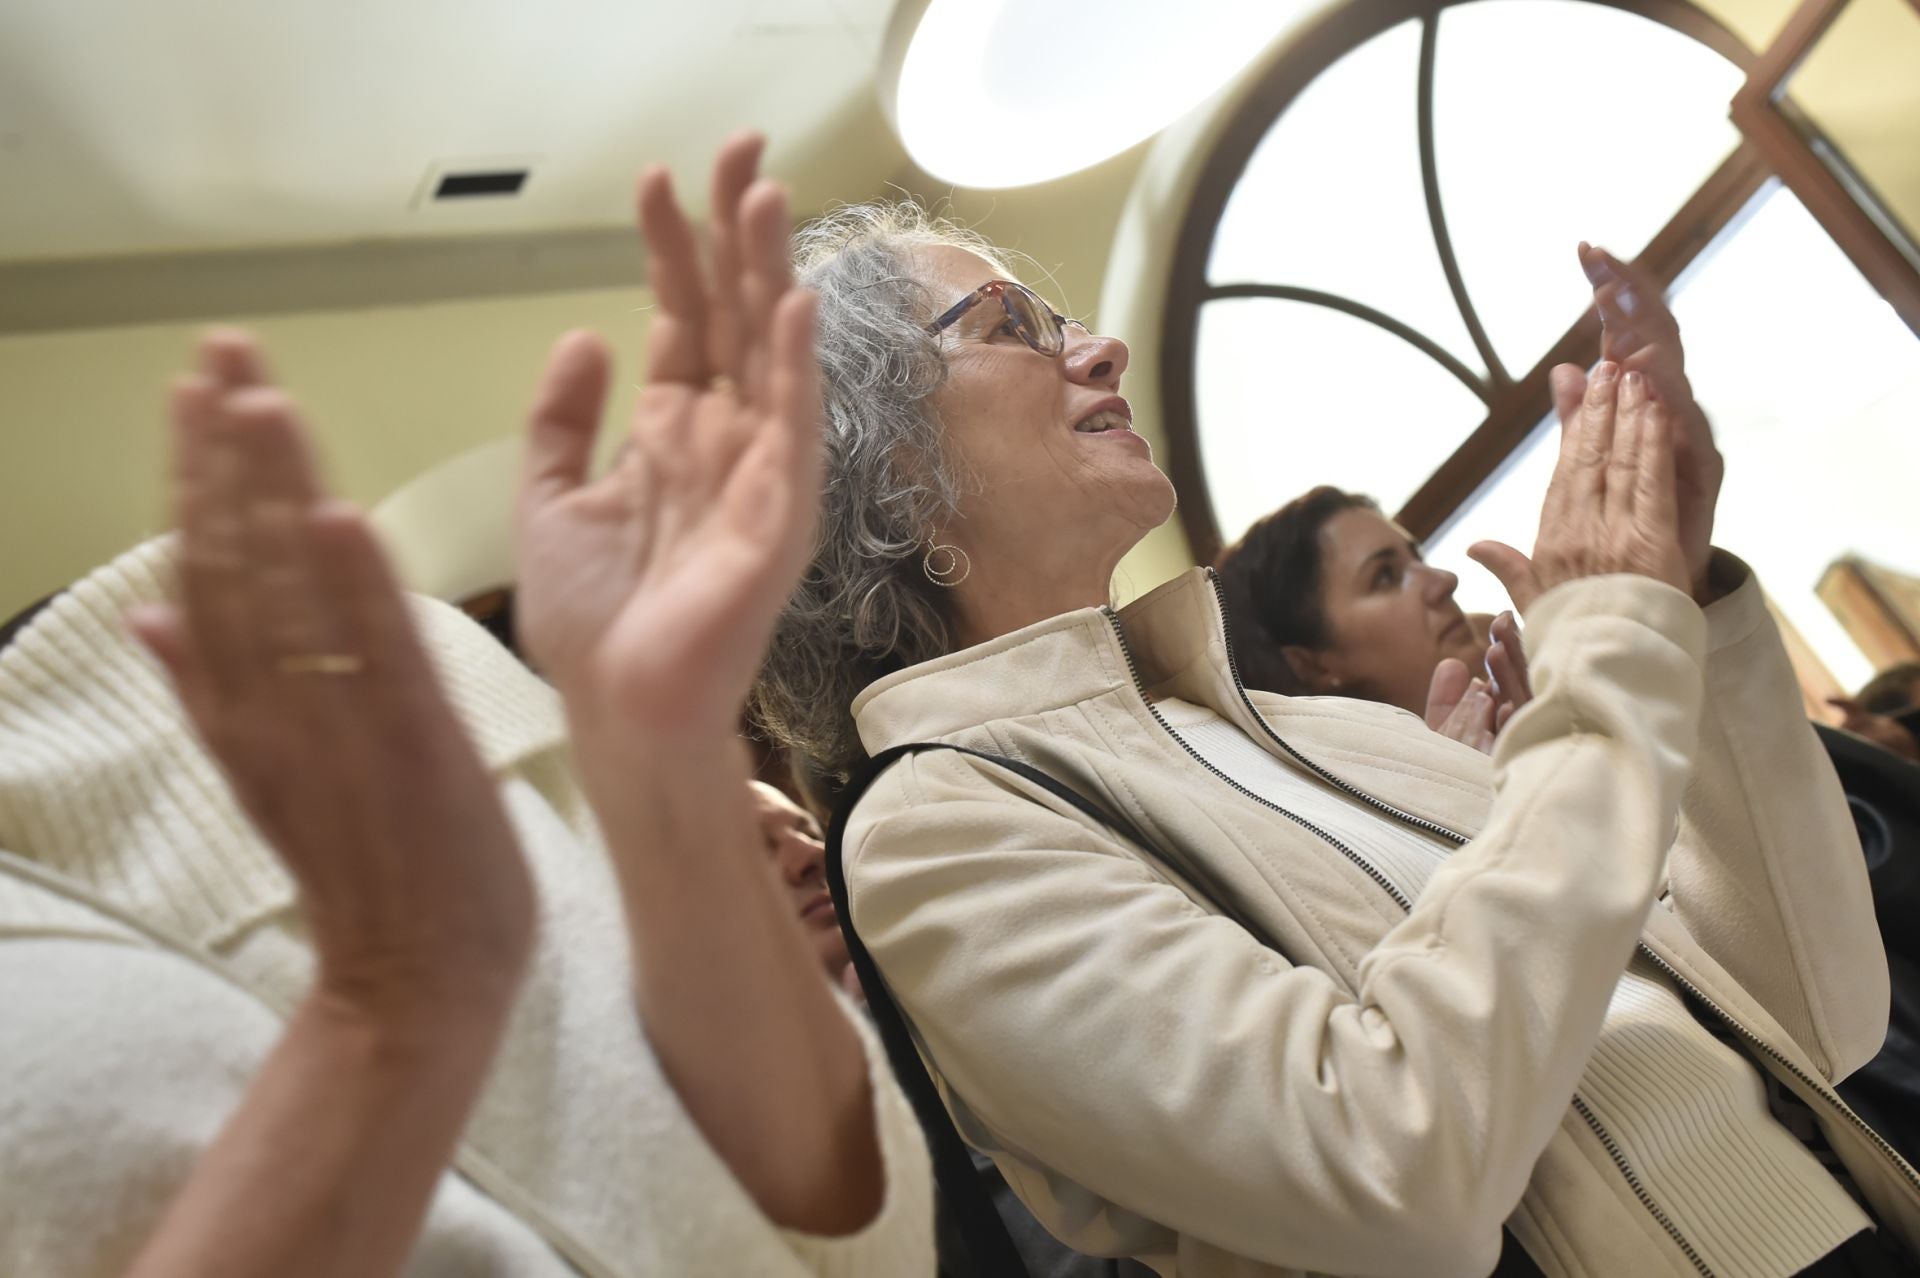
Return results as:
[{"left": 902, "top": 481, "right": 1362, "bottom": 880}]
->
[{"left": 854, "top": 566, "right": 1497, "bottom": 839}]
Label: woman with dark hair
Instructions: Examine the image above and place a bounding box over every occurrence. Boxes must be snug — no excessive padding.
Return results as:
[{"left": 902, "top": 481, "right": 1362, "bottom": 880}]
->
[{"left": 1214, "top": 487, "right": 1528, "bottom": 753}]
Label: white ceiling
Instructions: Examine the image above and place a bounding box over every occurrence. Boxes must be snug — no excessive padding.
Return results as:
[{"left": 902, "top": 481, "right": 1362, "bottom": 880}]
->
[{"left": 0, "top": 0, "right": 903, "bottom": 264}]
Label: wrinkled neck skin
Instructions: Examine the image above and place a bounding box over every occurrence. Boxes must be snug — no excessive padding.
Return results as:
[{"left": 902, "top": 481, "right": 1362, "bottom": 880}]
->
[{"left": 943, "top": 520, "right": 1140, "bottom": 650}]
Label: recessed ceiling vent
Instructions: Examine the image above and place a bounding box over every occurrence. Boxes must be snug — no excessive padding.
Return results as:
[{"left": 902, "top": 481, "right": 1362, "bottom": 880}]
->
[
  {"left": 412, "top": 157, "right": 538, "bottom": 209},
  {"left": 433, "top": 169, "right": 527, "bottom": 200}
]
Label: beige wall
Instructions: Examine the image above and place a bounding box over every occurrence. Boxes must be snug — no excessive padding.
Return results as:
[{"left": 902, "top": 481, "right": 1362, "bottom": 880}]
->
[{"left": 0, "top": 287, "right": 649, "bottom": 614}]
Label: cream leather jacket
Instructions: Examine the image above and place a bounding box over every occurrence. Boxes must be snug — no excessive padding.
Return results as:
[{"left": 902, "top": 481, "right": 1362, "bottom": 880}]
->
[{"left": 842, "top": 560, "right": 1917, "bottom": 1278}]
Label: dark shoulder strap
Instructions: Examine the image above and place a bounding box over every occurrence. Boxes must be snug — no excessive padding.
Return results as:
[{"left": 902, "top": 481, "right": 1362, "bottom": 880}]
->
[
  {"left": 827, "top": 742, "right": 1152, "bottom": 1278},
  {"left": 829, "top": 740, "right": 1549, "bottom": 1278}
]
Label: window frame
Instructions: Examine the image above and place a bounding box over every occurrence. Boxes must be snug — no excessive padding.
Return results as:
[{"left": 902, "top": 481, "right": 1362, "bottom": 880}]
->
[
  {"left": 1728, "top": 0, "right": 1920, "bottom": 338},
  {"left": 1159, "top": 0, "right": 1763, "bottom": 563}
]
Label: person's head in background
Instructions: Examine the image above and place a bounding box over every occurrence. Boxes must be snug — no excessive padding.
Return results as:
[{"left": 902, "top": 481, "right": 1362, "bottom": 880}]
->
[
  {"left": 1831, "top": 661, "right": 1920, "bottom": 764},
  {"left": 1214, "top": 486, "right": 1486, "bottom": 715},
  {"left": 749, "top": 781, "right": 856, "bottom": 988}
]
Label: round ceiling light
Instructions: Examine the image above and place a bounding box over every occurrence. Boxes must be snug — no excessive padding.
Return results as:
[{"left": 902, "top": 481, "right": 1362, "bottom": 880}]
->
[{"left": 884, "top": 0, "right": 1312, "bottom": 189}]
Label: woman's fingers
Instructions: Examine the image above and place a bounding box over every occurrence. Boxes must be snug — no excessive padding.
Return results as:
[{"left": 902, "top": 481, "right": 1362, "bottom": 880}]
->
[
  {"left": 126, "top": 601, "right": 213, "bottom": 726},
  {"left": 223, "top": 388, "right": 331, "bottom": 667},
  {"left": 1468, "top": 540, "right": 1541, "bottom": 613},
  {"left": 1572, "top": 361, "right": 1621, "bottom": 496},
  {"left": 1487, "top": 610, "right": 1532, "bottom": 708},
  {"left": 1605, "top": 370, "right": 1649, "bottom": 530},
  {"left": 737, "top": 177, "right": 794, "bottom": 406},
  {"left": 173, "top": 376, "right": 258, "bottom": 703},
  {"left": 1633, "top": 400, "right": 1684, "bottom": 560},
  {"left": 1582, "top": 244, "right": 1674, "bottom": 328},
  {"left": 1425, "top": 658, "right": 1473, "bottom": 731},
  {"left": 638, "top": 166, "right": 714, "bottom": 386},
  {"left": 520, "top": 331, "right": 612, "bottom": 518},
  {"left": 706, "top": 132, "right": 768, "bottom": 386},
  {"left": 307, "top": 499, "right": 434, "bottom": 689},
  {"left": 1548, "top": 362, "right": 1588, "bottom": 436},
  {"left": 765, "top": 286, "right": 822, "bottom": 482},
  {"left": 1537, "top": 361, "right": 1613, "bottom": 544},
  {"left": 1437, "top": 677, "right": 1498, "bottom": 753},
  {"left": 198, "top": 327, "right": 273, "bottom": 390}
]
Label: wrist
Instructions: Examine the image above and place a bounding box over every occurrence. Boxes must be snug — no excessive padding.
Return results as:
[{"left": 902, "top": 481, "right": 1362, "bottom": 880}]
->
[
  {"left": 310, "top": 944, "right": 526, "bottom": 1046},
  {"left": 298, "top": 978, "right": 516, "bottom": 1077},
  {"left": 1691, "top": 547, "right": 1742, "bottom": 607},
  {"left": 575, "top": 733, "right": 756, "bottom": 849}
]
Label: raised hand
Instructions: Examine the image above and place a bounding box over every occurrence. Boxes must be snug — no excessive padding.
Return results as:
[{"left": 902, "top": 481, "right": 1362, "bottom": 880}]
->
[
  {"left": 1485, "top": 609, "right": 1530, "bottom": 718},
  {"left": 1468, "top": 362, "right": 1691, "bottom": 612},
  {"left": 508, "top": 140, "right": 881, "bottom": 1233},
  {"left": 1563, "top": 244, "right": 1724, "bottom": 597},
  {"left": 513, "top": 132, "right": 822, "bottom": 747},
  {"left": 122, "top": 331, "right": 536, "bottom": 1278},
  {"left": 128, "top": 331, "right": 535, "bottom": 1010},
  {"left": 1424, "top": 610, "right": 1531, "bottom": 754},
  {"left": 1425, "top": 660, "right": 1499, "bottom": 753}
]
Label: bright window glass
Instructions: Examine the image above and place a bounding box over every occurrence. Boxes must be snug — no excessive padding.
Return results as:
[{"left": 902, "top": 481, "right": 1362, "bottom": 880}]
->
[
  {"left": 1432, "top": 0, "right": 1744, "bottom": 374},
  {"left": 1424, "top": 183, "right": 1920, "bottom": 689},
  {"left": 1196, "top": 297, "right": 1488, "bottom": 545},
  {"left": 1208, "top": 19, "right": 1482, "bottom": 374}
]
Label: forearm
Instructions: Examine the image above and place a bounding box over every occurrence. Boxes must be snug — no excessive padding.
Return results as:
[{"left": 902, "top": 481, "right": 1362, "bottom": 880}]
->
[
  {"left": 579, "top": 733, "right": 882, "bottom": 1235},
  {"left": 125, "top": 988, "right": 513, "bottom": 1278},
  {"left": 845, "top": 581, "right": 1710, "bottom": 1276},
  {"left": 1667, "top": 552, "right": 1889, "bottom": 1076}
]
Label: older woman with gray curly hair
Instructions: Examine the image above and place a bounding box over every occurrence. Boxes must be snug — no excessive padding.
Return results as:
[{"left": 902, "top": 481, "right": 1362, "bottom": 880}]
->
[{"left": 751, "top": 201, "right": 1914, "bottom": 1278}]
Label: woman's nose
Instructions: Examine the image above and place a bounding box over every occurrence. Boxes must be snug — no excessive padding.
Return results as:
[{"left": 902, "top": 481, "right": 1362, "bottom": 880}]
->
[
  {"left": 1420, "top": 564, "right": 1460, "bottom": 603},
  {"left": 778, "top": 832, "right": 826, "bottom": 886},
  {"left": 1063, "top": 327, "right": 1128, "bottom": 389}
]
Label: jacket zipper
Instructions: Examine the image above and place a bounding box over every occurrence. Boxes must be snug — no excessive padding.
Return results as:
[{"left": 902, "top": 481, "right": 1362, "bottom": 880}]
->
[
  {"left": 1101, "top": 570, "right": 1717, "bottom": 1274},
  {"left": 1569, "top": 1095, "right": 1714, "bottom": 1278},
  {"left": 1200, "top": 568, "right": 1469, "bottom": 847},
  {"left": 1100, "top": 605, "right": 1415, "bottom": 913},
  {"left": 1197, "top": 566, "right": 1920, "bottom": 1256}
]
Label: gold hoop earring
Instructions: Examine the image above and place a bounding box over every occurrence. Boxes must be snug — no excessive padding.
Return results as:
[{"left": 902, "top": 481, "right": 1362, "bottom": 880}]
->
[{"left": 922, "top": 541, "right": 971, "bottom": 588}]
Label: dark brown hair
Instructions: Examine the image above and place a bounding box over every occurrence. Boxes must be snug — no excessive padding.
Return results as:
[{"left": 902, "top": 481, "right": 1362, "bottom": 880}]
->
[
  {"left": 1213, "top": 486, "right": 1379, "bottom": 695},
  {"left": 1859, "top": 661, "right": 1920, "bottom": 714}
]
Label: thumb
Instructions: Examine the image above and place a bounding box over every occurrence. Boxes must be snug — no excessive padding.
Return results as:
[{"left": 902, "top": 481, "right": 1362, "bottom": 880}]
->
[
  {"left": 520, "top": 330, "right": 612, "bottom": 520},
  {"left": 1425, "top": 658, "right": 1472, "bottom": 730},
  {"left": 1549, "top": 363, "right": 1588, "bottom": 430},
  {"left": 1469, "top": 540, "right": 1540, "bottom": 612},
  {"left": 124, "top": 602, "right": 215, "bottom": 733}
]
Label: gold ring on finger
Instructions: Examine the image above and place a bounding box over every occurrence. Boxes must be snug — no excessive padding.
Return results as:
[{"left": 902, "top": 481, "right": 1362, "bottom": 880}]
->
[
  {"left": 709, "top": 372, "right": 739, "bottom": 397},
  {"left": 275, "top": 653, "right": 366, "bottom": 676}
]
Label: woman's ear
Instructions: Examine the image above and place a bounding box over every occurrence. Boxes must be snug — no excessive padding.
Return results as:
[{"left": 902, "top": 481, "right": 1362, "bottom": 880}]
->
[{"left": 1281, "top": 645, "right": 1341, "bottom": 693}]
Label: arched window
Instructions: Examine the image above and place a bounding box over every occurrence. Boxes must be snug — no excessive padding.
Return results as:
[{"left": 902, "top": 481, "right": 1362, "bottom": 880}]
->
[{"left": 1165, "top": 0, "right": 1920, "bottom": 689}]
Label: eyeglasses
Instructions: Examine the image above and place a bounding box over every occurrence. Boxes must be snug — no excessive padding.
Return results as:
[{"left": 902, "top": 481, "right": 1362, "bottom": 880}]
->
[{"left": 927, "top": 279, "right": 1085, "bottom": 357}]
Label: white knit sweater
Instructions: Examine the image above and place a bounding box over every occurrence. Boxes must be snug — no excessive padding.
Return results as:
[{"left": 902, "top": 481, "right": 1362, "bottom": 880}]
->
[{"left": 0, "top": 537, "right": 935, "bottom": 1277}]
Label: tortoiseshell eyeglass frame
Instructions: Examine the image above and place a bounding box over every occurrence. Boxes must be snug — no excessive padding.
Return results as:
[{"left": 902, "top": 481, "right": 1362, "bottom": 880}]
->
[{"left": 926, "top": 279, "right": 1086, "bottom": 357}]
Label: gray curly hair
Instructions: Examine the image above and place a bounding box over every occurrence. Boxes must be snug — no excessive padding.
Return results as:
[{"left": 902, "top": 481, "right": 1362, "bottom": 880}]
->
[{"left": 747, "top": 201, "right": 1016, "bottom": 781}]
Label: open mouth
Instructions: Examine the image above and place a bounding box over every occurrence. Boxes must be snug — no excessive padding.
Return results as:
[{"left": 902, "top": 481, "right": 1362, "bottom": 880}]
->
[{"left": 1074, "top": 403, "right": 1134, "bottom": 435}]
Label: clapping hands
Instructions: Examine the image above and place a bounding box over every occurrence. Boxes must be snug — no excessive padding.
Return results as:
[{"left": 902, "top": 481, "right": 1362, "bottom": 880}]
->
[
  {"left": 129, "top": 332, "right": 534, "bottom": 1021},
  {"left": 513, "top": 133, "right": 822, "bottom": 756},
  {"left": 1567, "top": 244, "right": 1723, "bottom": 598}
]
